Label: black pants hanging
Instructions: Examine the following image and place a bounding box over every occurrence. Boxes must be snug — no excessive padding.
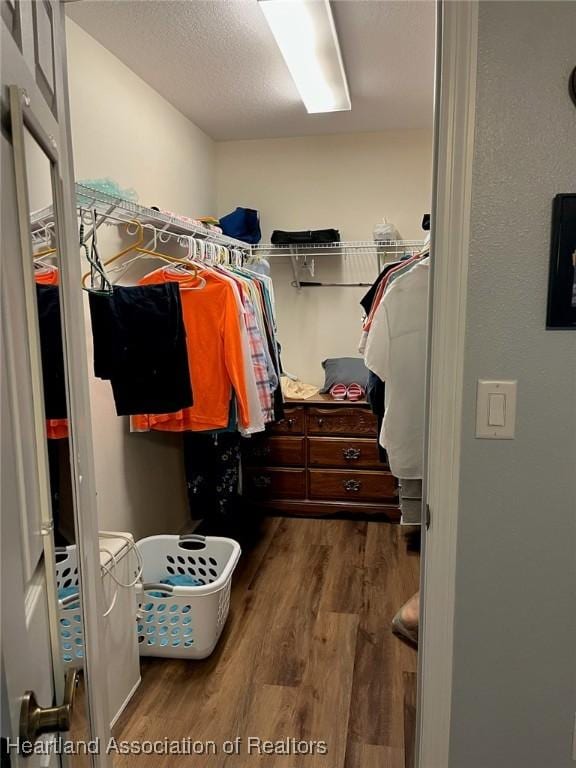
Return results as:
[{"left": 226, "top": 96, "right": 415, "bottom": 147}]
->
[
  {"left": 47, "top": 438, "right": 72, "bottom": 547},
  {"left": 183, "top": 432, "right": 241, "bottom": 525}
]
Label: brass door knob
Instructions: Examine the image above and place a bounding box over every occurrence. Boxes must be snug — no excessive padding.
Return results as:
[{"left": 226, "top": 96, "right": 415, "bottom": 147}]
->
[{"left": 20, "top": 669, "right": 79, "bottom": 743}]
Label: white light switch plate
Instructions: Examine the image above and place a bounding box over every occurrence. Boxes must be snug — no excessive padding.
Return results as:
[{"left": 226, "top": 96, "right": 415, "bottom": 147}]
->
[{"left": 476, "top": 380, "right": 517, "bottom": 439}]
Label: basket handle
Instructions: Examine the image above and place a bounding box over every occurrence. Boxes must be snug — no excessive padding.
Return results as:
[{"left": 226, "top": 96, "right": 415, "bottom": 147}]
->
[
  {"left": 178, "top": 534, "right": 207, "bottom": 550},
  {"left": 142, "top": 582, "right": 174, "bottom": 594},
  {"left": 59, "top": 592, "right": 80, "bottom": 608}
]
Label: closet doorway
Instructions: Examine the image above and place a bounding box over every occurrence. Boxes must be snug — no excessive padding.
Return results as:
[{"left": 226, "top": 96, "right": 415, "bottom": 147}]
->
[{"left": 2, "top": 1, "right": 437, "bottom": 767}]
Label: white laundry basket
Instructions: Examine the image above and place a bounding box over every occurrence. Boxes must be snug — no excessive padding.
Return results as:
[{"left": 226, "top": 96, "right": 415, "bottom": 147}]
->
[
  {"left": 136, "top": 534, "right": 241, "bottom": 660},
  {"left": 55, "top": 547, "right": 84, "bottom": 667}
]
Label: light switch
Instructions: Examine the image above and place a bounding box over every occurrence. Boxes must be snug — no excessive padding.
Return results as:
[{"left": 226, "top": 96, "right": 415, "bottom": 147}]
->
[
  {"left": 476, "top": 380, "right": 517, "bottom": 439},
  {"left": 488, "top": 393, "right": 506, "bottom": 426}
]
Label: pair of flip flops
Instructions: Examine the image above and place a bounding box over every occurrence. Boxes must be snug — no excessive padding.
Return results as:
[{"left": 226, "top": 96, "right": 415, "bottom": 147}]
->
[{"left": 329, "top": 383, "right": 365, "bottom": 401}]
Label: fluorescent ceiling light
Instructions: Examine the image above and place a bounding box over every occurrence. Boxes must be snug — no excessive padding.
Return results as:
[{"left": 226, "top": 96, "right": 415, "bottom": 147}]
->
[{"left": 259, "top": 0, "right": 351, "bottom": 114}]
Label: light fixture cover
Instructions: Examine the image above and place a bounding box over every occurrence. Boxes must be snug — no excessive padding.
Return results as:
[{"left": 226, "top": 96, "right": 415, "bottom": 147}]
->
[{"left": 259, "top": 0, "right": 351, "bottom": 114}]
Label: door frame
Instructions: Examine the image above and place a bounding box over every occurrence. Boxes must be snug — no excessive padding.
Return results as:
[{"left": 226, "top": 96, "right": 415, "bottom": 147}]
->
[
  {"left": 417, "top": 1, "right": 479, "bottom": 766},
  {"left": 1, "top": 3, "right": 112, "bottom": 764}
]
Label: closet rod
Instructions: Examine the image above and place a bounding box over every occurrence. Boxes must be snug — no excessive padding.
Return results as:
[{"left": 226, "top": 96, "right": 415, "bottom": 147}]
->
[{"left": 293, "top": 281, "right": 373, "bottom": 288}]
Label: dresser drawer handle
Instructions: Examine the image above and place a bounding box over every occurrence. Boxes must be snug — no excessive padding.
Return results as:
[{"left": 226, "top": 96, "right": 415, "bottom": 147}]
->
[
  {"left": 343, "top": 479, "right": 362, "bottom": 493},
  {"left": 342, "top": 447, "right": 361, "bottom": 460},
  {"left": 317, "top": 417, "right": 324, "bottom": 427},
  {"left": 285, "top": 417, "right": 295, "bottom": 428},
  {"left": 253, "top": 475, "right": 272, "bottom": 489}
]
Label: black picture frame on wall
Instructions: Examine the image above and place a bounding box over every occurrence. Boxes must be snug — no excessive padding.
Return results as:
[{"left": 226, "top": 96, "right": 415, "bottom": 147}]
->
[{"left": 546, "top": 194, "right": 576, "bottom": 329}]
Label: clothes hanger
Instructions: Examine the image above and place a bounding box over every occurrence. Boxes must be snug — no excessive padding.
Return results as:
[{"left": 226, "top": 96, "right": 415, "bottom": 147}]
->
[
  {"left": 80, "top": 209, "right": 113, "bottom": 293},
  {"left": 117, "top": 222, "right": 199, "bottom": 276},
  {"left": 33, "top": 263, "right": 58, "bottom": 280},
  {"left": 135, "top": 227, "right": 206, "bottom": 289},
  {"left": 81, "top": 220, "right": 198, "bottom": 289},
  {"left": 32, "top": 222, "right": 57, "bottom": 260},
  {"left": 162, "top": 235, "right": 207, "bottom": 289},
  {"left": 33, "top": 246, "right": 57, "bottom": 260}
]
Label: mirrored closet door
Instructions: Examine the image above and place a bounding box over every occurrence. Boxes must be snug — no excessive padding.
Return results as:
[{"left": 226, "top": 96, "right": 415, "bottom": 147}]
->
[{"left": 1, "top": 2, "right": 110, "bottom": 765}]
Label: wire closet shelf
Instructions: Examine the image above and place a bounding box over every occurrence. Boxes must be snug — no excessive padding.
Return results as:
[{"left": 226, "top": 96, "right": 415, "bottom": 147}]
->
[
  {"left": 252, "top": 240, "right": 426, "bottom": 288},
  {"left": 30, "top": 183, "right": 252, "bottom": 253}
]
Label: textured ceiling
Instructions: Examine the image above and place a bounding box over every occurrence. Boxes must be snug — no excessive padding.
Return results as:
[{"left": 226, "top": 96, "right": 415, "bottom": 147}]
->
[{"left": 67, "top": 0, "right": 435, "bottom": 141}]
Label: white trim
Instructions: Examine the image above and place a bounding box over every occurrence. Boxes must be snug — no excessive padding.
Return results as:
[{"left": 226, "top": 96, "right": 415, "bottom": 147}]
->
[
  {"left": 53, "top": 4, "right": 113, "bottom": 763},
  {"left": 109, "top": 678, "right": 142, "bottom": 729},
  {"left": 417, "top": 2, "right": 479, "bottom": 767}
]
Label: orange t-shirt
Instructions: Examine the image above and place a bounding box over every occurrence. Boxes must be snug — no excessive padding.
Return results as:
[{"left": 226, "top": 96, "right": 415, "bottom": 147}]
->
[
  {"left": 35, "top": 267, "right": 69, "bottom": 440},
  {"left": 131, "top": 268, "right": 250, "bottom": 432},
  {"left": 35, "top": 267, "right": 59, "bottom": 286}
]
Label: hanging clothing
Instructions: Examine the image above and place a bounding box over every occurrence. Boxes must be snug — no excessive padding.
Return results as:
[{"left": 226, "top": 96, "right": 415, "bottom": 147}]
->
[
  {"left": 131, "top": 268, "right": 251, "bottom": 432},
  {"left": 243, "top": 296, "right": 274, "bottom": 423},
  {"left": 366, "top": 371, "right": 388, "bottom": 464},
  {"left": 35, "top": 266, "right": 59, "bottom": 286},
  {"left": 206, "top": 267, "right": 266, "bottom": 436},
  {"left": 88, "top": 282, "right": 193, "bottom": 416},
  {"left": 36, "top": 284, "right": 68, "bottom": 420},
  {"left": 360, "top": 261, "right": 400, "bottom": 316},
  {"left": 225, "top": 266, "right": 279, "bottom": 426},
  {"left": 35, "top": 268, "right": 69, "bottom": 439},
  {"left": 183, "top": 432, "right": 241, "bottom": 523},
  {"left": 364, "top": 258, "right": 429, "bottom": 479},
  {"left": 47, "top": 438, "right": 72, "bottom": 546},
  {"left": 359, "top": 253, "right": 422, "bottom": 353}
]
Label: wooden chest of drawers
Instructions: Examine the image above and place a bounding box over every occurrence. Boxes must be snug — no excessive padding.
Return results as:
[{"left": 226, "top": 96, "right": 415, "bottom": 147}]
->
[{"left": 242, "top": 396, "right": 399, "bottom": 521}]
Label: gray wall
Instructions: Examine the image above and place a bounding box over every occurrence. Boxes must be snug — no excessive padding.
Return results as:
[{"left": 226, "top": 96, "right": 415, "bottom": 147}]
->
[{"left": 449, "top": 3, "right": 576, "bottom": 767}]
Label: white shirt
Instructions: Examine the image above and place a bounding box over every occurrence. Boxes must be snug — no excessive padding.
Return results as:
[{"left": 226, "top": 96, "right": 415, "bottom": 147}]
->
[{"left": 364, "top": 258, "right": 429, "bottom": 479}]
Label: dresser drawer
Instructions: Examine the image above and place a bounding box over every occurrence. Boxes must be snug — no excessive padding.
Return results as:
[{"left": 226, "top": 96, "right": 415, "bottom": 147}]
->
[
  {"left": 243, "top": 437, "right": 305, "bottom": 467},
  {"left": 244, "top": 468, "right": 306, "bottom": 499},
  {"left": 267, "top": 407, "right": 305, "bottom": 435},
  {"left": 308, "top": 437, "right": 384, "bottom": 469},
  {"left": 309, "top": 469, "right": 397, "bottom": 503},
  {"left": 307, "top": 407, "right": 378, "bottom": 437}
]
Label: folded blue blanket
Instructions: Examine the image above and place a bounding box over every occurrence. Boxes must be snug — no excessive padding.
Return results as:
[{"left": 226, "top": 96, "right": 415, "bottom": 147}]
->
[
  {"left": 149, "top": 574, "right": 202, "bottom": 596},
  {"left": 58, "top": 586, "right": 80, "bottom": 612},
  {"left": 161, "top": 575, "right": 202, "bottom": 587}
]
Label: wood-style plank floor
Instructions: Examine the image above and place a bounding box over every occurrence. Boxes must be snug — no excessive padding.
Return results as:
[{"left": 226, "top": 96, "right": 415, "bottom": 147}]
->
[{"left": 112, "top": 518, "right": 419, "bottom": 767}]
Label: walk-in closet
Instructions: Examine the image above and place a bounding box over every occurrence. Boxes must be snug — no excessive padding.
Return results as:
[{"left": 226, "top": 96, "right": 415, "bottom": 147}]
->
[
  {"left": 5, "top": 1, "right": 576, "bottom": 767},
  {"left": 3, "top": 2, "right": 434, "bottom": 766}
]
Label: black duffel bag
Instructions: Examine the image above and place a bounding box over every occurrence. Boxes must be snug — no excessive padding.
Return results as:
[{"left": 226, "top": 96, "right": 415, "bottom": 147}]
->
[{"left": 270, "top": 228, "right": 340, "bottom": 245}]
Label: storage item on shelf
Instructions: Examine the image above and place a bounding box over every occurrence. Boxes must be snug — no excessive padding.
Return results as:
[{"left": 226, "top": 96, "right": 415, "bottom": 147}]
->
[
  {"left": 55, "top": 532, "right": 141, "bottom": 728},
  {"left": 219, "top": 207, "right": 262, "bottom": 244},
  {"left": 136, "top": 534, "right": 241, "bottom": 660},
  {"left": 241, "top": 395, "right": 399, "bottom": 520},
  {"left": 320, "top": 356, "right": 370, "bottom": 394},
  {"left": 373, "top": 218, "right": 399, "bottom": 242},
  {"left": 77, "top": 177, "right": 138, "bottom": 202},
  {"left": 280, "top": 375, "right": 319, "bottom": 400},
  {"left": 270, "top": 228, "right": 340, "bottom": 245}
]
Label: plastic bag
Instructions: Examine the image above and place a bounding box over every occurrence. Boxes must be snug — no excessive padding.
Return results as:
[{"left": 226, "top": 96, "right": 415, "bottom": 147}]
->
[{"left": 373, "top": 219, "right": 399, "bottom": 242}]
